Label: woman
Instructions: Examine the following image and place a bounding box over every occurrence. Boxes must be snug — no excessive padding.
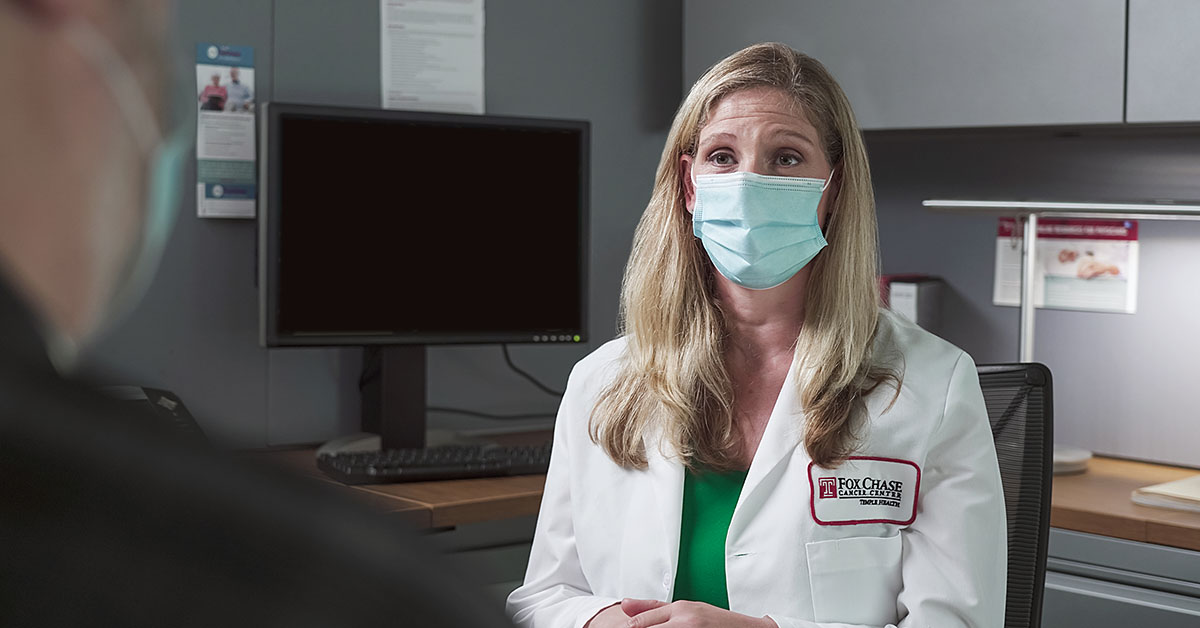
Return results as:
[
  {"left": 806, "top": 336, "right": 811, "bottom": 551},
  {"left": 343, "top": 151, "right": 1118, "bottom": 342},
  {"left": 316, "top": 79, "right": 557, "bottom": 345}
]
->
[
  {"left": 199, "top": 73, "right": 226, "bottom": 111},
  {"left": 507, "top": 43, "right": 1005, "bottom": 628}
]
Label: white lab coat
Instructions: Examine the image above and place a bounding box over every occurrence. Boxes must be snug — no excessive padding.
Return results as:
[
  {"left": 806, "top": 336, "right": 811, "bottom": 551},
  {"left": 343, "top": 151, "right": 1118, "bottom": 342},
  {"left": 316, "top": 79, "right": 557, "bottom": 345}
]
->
[{"left": 506, "top": 311, "right": 1006, "bottom": 628}]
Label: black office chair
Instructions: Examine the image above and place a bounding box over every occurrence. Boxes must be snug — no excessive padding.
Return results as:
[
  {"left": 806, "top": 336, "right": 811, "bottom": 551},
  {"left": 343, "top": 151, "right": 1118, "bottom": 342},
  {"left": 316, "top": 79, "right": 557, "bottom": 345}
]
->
[{"left": 977, "top": 363, "right": 1054, "bottom": 628}]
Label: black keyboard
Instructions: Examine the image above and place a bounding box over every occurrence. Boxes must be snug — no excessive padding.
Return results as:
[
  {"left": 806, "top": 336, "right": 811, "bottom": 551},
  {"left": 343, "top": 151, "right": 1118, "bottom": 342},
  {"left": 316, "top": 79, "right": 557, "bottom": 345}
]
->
[{"left": 316, "top": 443, "right": 552, "bottom": 485}]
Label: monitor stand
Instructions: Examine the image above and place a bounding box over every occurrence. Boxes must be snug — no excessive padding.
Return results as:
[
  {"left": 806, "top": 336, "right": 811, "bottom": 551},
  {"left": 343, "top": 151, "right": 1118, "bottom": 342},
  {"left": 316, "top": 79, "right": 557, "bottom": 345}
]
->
[{"left": 360, "top": 345, "right": 426, "bottom": 450}]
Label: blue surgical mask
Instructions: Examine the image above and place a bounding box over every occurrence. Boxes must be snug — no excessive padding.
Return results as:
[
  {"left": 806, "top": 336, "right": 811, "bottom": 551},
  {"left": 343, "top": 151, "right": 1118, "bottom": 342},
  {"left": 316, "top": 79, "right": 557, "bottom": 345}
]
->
[
  {"left": 65, "top": 21, "right": 188, "bottom": 333},
  {"left": 692, "top": 170, "right": 834, "bottom": 290}
]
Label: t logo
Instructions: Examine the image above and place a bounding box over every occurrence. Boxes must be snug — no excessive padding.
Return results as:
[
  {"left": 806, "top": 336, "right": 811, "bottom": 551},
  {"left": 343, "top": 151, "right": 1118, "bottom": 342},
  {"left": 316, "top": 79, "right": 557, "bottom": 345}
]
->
[{"left": 818, "top": 477, "right": 838, "bottom": 499}]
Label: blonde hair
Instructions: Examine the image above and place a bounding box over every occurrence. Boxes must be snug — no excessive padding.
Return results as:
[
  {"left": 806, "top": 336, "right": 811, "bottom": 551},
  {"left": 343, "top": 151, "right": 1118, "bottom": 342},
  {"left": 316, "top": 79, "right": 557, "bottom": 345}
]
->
[{"left": 590, "top": 42, "right": 899, "bottom": 470}]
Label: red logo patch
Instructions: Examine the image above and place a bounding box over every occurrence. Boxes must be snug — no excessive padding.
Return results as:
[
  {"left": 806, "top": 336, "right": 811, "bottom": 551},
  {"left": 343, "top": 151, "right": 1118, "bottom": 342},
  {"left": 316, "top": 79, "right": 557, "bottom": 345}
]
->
[{"left": 818, "top": 477, "right": 838, "bottom": 499}]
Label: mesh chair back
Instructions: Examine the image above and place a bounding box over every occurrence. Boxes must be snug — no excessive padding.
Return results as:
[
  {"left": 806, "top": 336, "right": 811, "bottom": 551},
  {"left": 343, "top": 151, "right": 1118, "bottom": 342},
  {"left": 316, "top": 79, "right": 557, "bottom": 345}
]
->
[{"left": 977, "top": 363, "right": 1053, "bottom": 628}]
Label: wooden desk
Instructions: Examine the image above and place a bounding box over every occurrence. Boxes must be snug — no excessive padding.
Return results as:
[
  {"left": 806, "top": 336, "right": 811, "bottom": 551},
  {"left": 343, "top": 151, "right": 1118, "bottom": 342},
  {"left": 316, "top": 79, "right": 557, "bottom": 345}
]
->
[
  {"left": 1051, "top": 456, "right": 1200, "bottom": 552},
  {"left": 250, "top": 447, "right": 546, "bottom": 529},
  {"left": 354, "top": 475, "right": 545, "bottom": 529},
  {"left": 256, "top": 448, "right": 1200, "bottom": 551}
]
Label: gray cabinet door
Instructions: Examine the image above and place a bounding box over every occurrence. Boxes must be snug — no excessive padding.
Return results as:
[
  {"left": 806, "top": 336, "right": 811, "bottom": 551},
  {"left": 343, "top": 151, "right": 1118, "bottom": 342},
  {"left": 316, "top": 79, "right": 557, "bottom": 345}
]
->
[
  {"left": 684, "top": 0, "right": 1126, "bottom": 130},
  {"left": 1043, "top": 572, "right": 1200, "bottom": 628},
  {"left": 1126, "top": 0, "right": 1200, "bottom": 123}
]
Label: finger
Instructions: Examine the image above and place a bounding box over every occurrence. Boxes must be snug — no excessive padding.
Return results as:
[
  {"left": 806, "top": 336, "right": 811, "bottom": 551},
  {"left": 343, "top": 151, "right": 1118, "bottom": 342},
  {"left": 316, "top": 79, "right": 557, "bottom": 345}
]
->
[
  {"left": 625, "top": 602, "right": 674, "bottom": 628},
  {"left": 621, "top": 598, "right": 667, "bottom": 617}
]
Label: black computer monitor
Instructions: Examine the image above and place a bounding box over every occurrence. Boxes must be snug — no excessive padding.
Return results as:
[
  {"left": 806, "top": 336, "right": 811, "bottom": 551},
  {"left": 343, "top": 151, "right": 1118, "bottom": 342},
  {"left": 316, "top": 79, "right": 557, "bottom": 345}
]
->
[{"left": 259, "top": 103, "right": 589, "bottom": 448}]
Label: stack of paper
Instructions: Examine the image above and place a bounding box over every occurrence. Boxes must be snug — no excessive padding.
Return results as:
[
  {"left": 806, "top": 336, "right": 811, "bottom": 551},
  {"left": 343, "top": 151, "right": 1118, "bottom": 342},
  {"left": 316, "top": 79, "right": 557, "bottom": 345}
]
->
[{"left": 1131, "top": 475, "right": 1200, "bottom": 513}]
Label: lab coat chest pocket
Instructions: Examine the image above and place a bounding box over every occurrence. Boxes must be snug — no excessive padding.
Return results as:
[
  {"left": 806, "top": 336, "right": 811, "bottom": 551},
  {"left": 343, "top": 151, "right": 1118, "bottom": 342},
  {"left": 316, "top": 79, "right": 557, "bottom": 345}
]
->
[{"left": 805, "top": 533, "right": 902, "bottom": 626}]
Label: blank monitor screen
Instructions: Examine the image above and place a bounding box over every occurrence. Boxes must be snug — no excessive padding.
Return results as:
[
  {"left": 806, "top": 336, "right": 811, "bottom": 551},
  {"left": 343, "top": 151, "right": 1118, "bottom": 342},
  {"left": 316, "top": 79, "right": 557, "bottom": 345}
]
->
[{"left": 261, "top": 105, "right": 588, "bottom": 346}]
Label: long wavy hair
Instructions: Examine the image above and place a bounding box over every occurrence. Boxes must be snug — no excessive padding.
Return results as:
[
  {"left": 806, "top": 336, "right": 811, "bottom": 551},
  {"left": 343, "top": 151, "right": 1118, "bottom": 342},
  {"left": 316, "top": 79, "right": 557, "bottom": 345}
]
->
[{"left": 589, "top": 42, "right": 900, "bottom": 470}]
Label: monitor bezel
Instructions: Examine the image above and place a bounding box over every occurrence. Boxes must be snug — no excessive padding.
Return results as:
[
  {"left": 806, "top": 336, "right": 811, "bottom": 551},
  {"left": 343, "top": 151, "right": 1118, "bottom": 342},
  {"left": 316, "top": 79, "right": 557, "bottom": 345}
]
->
[{"left": 259, "top": 102, "right": 590, "bottom": 348}]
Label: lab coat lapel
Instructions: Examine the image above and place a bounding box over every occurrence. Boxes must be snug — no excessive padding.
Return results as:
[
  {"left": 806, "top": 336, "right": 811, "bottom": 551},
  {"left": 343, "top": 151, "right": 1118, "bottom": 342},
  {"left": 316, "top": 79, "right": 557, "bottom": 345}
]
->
[
  {"left": 643, "top": 426, "right": 684, "bottom": 587},
  {"left": 639, "top": 357, "right": 805, "bottom": 585},
  {"left": 732, "top": 356, "right": 804, "bottom": 523}
]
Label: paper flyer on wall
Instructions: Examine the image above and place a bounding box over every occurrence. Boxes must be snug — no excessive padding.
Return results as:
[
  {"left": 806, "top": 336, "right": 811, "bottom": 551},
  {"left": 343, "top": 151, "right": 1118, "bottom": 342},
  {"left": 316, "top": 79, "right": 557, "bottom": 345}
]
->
[
  {"left": 195, "top": 43, "right": 256, "bottom": 219},
  {"left": 380, "top": 0, "right": 484, "bottom": 113},
  {"left": 993, "top": 217, "right": 1139, "bottom": 314}
]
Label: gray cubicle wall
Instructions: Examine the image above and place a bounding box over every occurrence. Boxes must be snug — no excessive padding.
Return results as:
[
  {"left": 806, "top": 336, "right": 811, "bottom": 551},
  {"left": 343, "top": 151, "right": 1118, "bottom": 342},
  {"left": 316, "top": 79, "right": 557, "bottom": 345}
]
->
[
  {"left": 867, "top": 130, "right": 1200, "bottom": 468},
  {"left": 86, "top": 0, "right": 683, "bottom": 447},
  {"left": 684, "top": 7, "right": 1200, "bottom": 468},
  {"left": 87, "top": 1, "right": 1200, "bottom": 466}
]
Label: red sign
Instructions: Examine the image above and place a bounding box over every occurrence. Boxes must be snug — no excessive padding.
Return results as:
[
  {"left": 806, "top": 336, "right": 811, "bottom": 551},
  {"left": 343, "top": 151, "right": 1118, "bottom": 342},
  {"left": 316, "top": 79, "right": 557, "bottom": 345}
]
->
[
  {"left": 997, "top": 217, "right": 1138, "bottom": 241},
  {"left": 818, "top": 477, "right": 838, "bottom": 499}
]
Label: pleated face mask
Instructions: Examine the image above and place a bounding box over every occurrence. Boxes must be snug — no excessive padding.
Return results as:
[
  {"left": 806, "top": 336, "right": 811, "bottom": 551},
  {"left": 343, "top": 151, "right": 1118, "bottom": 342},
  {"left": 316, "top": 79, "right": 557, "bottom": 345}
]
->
[{"left": 691, "top": 169, "right": 834, "bottom": 290}]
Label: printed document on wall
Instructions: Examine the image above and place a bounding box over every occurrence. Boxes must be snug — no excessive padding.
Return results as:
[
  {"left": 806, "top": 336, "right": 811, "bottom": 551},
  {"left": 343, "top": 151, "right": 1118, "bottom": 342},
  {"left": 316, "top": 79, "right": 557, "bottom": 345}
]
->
[
  {"left": 195, "top": 43, "right": 257, "bottom": 218},
  {"left": 380, "top": 0, "right": 484, "bottom": 113},
  {"left": 994, "top": 217, "right": 1139, "bottom": 314}
]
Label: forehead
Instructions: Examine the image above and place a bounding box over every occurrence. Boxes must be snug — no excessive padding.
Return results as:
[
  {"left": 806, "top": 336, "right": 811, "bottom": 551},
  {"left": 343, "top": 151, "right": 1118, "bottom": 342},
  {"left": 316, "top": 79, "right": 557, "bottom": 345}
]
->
[{"left": 699, "top": 87, "right": 816, "bottom": 141}]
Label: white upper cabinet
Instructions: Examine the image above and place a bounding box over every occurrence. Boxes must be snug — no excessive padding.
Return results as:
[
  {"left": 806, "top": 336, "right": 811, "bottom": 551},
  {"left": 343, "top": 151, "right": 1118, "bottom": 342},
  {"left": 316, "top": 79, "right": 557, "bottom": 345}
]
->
[
  {"left": 1126, "top": 0, "right": 1200, "bottom": 123},
  {"left": 685, "top": 0, "right": 1127, "bottom": 130}
]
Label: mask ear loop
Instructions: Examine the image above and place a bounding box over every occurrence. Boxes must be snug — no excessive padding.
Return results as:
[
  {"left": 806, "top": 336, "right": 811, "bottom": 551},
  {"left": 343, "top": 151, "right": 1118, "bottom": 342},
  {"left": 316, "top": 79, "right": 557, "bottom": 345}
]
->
[
  {"left": 688, "top": 157, "right": 702, "bottom": 220},
  {"left": 819, "top": 167, "right": 838, "bottom": 235},
  {"left": 686, "top": 157, "right": 717, "bottom": 285},
  {"left": 64, "top": 21, "right": 164, "bottom": 156},
  {"left": 60, "top": 21, "right": 180, "bottom": 362},
  {"left": 821, "top": 167, "right": 838, "bottom": 192}
]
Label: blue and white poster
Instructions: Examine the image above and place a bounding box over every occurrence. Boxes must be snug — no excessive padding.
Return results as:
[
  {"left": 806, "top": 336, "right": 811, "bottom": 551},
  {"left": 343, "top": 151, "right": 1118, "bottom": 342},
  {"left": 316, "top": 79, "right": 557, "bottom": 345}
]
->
[{"left": 195, "top": 43, "right": 256, "bottom": 218}]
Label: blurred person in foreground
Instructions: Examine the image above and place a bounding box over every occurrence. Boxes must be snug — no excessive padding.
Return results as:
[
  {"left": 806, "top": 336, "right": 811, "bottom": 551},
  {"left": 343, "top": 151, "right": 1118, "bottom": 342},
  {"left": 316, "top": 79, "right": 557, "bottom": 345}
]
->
[{"left": 0, "top": 2, "right": 510, "bottom": 626}]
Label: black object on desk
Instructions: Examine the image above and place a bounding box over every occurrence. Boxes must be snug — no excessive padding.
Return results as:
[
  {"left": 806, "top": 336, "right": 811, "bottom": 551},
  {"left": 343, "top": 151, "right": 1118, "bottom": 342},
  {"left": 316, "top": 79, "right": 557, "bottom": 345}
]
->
[{"left": 318, "top": 442, "right": 552, "bottom": 485}]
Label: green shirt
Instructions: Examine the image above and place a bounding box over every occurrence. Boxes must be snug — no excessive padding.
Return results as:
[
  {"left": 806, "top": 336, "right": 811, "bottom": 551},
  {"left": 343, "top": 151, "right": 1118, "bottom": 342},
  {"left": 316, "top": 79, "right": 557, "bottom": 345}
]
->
[{"left": 672, "top": 467, "right": 749, "bottom": 609}]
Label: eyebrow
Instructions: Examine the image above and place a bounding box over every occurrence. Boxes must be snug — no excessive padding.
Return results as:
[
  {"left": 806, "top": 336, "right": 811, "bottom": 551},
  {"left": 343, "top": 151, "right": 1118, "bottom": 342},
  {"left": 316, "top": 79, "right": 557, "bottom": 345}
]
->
[
  {"left": 773, "top": 129, "right": 818, "bottom": 147},
  {"left": 696, "top": 132, "right": 737, "bottom": 150},
  {"left": 698, "top": 129, "right": 819, "bottom": 150}
]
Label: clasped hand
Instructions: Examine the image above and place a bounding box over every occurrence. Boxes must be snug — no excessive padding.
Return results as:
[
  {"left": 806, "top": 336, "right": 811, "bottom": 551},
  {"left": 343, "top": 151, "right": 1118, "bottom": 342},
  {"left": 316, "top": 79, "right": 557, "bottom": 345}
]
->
[{"left": 586, "top": 598, "right": 778, "bottom": 628}]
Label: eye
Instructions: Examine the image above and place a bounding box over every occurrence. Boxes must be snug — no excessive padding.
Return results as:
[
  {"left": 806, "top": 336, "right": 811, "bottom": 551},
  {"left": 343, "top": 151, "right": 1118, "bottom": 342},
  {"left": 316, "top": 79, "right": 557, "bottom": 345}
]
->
[
  {"left": 707, "top": 151, "right": 735, "bottom": 167},
  {"left": 777, "top": 152, "right": 802, "bottom": 167}
]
